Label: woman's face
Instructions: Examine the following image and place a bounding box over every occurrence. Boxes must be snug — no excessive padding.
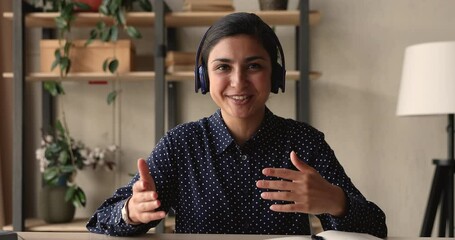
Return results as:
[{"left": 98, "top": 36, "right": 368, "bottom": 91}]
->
[{"left": 207, "top": 34, "right": 272, "bottom": 123}]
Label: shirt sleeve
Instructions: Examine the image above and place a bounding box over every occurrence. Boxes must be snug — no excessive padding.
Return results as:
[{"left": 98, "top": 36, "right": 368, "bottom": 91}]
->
[
  {"left": 85, "top": 185, "right": 159, "bottom": 236},
  {"left": 86, "top": 134, "right": 177, "bottom": 236},
  {"left": 310, "top": 132, "right": 388, "bottom": 238}
]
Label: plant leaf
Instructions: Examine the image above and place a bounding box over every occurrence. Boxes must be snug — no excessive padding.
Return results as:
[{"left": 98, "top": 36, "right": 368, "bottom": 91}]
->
[
  {"left": 107, "top": 90, "right": 118, "bottom": 105},
  {"left": 126, "top": 26, "right": 142, "bottom": 39},
  {"left": 99, "top": 5, "right": 109, "bottom": 15},
  {"left": 60, "top": 57, "right": 70, "bottom": 75},
  {"left": 54, "top": 16, "right": 67, "bottom": 30},
  {"left": 108, "top": 59, "right": 119, "bottom": 74},
  {"left": 63, "top": 41, "right": 72, "bottom": 55},
  {"left": 43, "top": 167, "right": 59, "bottom": 183},
  {"left": 138, "top": 0, "right": 152, "bottom": 12},
  {"left": 116, "top": 9, "right": 126, "bottom": 25},
  {"left": 102, "top": 58, "right": 109, "bottom": 72},
  {"left": 65, "top": 186, "right": 76, "bottom": 202},
  {"left": 58, "top": 150, "right": 69, "bottom": 164},
  {"left": 56, "top": 120, "right": 65, "bottom": 135},
  {"left": 110, "top": 26, "right": 118, "bottom": 42},
  {"left": 44, "top": 81, "right": 58, "bottom": 96},
  {"left": 74, "top": 2, "right": 91, "bottom": 11},
  {"left": 61, "top": 165, "right": 75, "bottom": 173},
  {"left": 76, "top": 188, "right": 87, "bottom": 207},
  {"left": 101, "top": 27, "right": 111, "bottom": 42}
]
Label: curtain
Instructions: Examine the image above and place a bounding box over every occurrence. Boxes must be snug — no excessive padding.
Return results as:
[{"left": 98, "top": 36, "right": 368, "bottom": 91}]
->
[{"left": 0, "top": 0, "right": 13, "bottom": 228}]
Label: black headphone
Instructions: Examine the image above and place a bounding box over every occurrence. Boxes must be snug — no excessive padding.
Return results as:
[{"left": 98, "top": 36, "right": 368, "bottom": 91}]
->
[{"left": 194, "top": 26, "right": 286, "bottom": 94}]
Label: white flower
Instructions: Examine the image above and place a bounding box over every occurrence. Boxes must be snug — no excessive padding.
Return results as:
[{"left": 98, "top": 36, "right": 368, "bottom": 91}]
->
[
  {"left": 107, "top": 145, "right": 118, "bottom": 152},
  {"left": 45, "top": 135, "right": 53, "bottom": 143},
  {"left": 35, "top": 148, "right": 48, "bottom": 173}
]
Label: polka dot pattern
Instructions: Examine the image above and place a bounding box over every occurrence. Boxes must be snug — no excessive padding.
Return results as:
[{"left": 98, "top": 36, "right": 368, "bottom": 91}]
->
[{"left": 86, "top": 108, "right": 387, "bottom": 237}]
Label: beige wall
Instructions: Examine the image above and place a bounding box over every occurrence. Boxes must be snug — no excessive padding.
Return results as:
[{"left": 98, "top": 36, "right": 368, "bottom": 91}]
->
[{"left": 22, "top": 0, "right": 455, "bottom": 237}]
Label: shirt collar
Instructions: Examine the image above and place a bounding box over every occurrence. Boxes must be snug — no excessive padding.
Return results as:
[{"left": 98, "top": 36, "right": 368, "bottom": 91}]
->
[{"left": 208, "top": 107, "right": 277, "bottom": 155}]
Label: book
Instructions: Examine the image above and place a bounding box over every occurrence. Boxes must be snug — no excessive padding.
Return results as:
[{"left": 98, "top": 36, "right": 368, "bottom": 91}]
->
[
  {"left": 265, "top": 230, "right": 382, "bottom": 240},
  {"left": 165, "top": 51, "right": 196, "bottom": 66},
  {"left": 183, "top": 0, "right": 234, "bottom": 12}
]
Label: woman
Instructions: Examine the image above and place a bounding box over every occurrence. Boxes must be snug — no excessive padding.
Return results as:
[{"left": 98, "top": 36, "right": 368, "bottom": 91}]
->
[{"left": 86, "top": 12, "right": 387, "bottom": 237}]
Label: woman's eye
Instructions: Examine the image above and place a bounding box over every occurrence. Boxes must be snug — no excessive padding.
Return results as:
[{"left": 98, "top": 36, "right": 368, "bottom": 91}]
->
[
  {"left": 248, "top": 63, "right": 262, "bottom": 70},
  {"left": 216, "top": 64, "right": 230, "bottom": 71}
]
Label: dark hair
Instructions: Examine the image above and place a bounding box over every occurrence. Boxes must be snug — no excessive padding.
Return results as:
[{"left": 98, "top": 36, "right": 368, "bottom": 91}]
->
[{"left": 200, "top": 12, "right": 280, "bottom": 75}]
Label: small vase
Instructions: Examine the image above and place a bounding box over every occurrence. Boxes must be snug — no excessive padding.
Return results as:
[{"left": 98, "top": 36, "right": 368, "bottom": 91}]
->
[
  {"left": 259, "top": 0, "right": 288, "bottom": 10},
  {"left": 38, "top": 185, "right": 75, "bottom": 223}
]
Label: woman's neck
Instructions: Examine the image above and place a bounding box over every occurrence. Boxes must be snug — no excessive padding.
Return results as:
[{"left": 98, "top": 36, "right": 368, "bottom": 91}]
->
[{"left": 221, "top": 109, "right": 265, "bottom": 146}]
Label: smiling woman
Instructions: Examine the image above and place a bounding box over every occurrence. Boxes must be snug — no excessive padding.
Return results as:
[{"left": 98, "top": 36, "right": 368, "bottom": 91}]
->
[{"left": 86, "top": 12, "right": 387, "bottom": 238}]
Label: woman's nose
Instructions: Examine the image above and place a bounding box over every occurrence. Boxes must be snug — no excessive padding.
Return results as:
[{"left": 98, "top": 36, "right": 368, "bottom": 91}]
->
[{"left": 230, "top": 68, "right": 248, "bottom": 88}]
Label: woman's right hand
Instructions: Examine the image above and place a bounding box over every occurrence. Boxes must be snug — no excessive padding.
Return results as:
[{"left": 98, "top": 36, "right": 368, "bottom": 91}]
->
[{"left": 128, "top": 158, "right": 167, "bottom": 224}]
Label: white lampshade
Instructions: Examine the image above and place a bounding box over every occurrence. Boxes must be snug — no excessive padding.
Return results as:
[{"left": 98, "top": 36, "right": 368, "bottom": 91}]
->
[{"left": 397, "top": 41, "right": 455, "bottom": 116}]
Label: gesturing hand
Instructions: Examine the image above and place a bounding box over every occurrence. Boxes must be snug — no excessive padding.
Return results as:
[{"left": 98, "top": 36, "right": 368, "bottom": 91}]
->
[
  {"left": 256, "top": 151, "right": 347, "bottom": 217},
  {"left": 128, "top": 158, "right": 166, "bottom": 224}
]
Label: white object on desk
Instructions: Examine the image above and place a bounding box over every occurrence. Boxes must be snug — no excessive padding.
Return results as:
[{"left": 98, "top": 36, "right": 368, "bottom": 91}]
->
[{"left": 266, "top": 230, "right": 381, "bottom": 240}]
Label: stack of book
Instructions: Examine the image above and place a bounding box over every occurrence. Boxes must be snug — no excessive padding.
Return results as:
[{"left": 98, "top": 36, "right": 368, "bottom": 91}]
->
[
  {"left": 165, "top": 51, "right": 196, "bottom": 73},
  {"left": 183, "top": 0, "right": 234, "bottom": 12}
]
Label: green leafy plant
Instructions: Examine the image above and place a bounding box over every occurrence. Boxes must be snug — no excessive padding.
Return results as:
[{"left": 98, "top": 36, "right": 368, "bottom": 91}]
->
[
  {"left": 29, "top": 0, "right": 91, "bottom": 96},
  {"left": 86, "top": 0, "right": 152, "bottom": 104},
  {"left": 36, "top": 120, "right": 117, "bottom": 208}
]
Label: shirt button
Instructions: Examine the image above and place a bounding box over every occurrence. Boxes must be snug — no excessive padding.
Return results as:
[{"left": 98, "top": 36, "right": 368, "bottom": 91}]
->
[
  {"left": 244, "top": 221, "right": 250, "bottom": 228},
  {"left": 241, "top": 155, "right": 248, "bottom": 160}
]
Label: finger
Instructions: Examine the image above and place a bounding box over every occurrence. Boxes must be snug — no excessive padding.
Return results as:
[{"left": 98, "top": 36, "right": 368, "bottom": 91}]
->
[
  {"left": 269, "top": 203, "right": 303, "bottom": 213},
  {"left": 262, "top": 168, "right": 301, "bottom": 181},
  {"left": 290, "top": 151, "right": 315, "bottom": 173},
  {"left": 137, "top": 199, "right": 162, "bottom": 212},
  {"left": 131, "top": 187, "right": 159, "bottom": 201},
  {"left": 260, "top": 191, "right": 298, "bottom": 202},
  {"left": 137, "top": 158, "right": 156, "bottom": 191},
  {"left": 138, "top": 210, "right": 167, "bottom": 222},
  {"left": 256, "top": 179, "right": 296, "bottom": 191}
]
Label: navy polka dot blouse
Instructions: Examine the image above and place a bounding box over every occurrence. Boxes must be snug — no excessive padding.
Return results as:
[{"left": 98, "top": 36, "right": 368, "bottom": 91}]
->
[{"left": 86, "top": 108, "right": 387, "bottom": 237}]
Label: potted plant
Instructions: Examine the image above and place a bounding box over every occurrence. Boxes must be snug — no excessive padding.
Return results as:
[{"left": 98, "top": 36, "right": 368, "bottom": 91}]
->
[
  {"left": 85, "top": 0, "right": 152, "bottom": 104},
  {"left": 36, "top": 119, "right": 117, "bottom": 223},
  {"left": 30, "top": 0, "right": 152, "bottom": 104}
]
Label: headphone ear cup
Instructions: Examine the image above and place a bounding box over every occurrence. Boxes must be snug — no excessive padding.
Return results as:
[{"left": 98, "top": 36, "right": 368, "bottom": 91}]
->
[
  {"left": 198, "top": 65, "right": 209, "bottom": 94},
  {"left": 271, "top": 63, "right": 284, "bottom": 93}
]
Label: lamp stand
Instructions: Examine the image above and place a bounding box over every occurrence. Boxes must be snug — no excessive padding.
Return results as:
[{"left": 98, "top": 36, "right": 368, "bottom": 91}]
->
[{"left": 420, "top": 114, "right": 455, "bottom": 237}]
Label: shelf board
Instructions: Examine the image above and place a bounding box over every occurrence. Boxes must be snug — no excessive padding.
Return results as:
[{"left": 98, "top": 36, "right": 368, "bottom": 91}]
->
[
  {"left": 3, "top": 10, "right": 320, "bottom": 28},
  {"left": 166, "top": 10, "right": 321, "bottom": 27},
  {"left": 2, "top": 71, "right": 321, "bottom": 82}
]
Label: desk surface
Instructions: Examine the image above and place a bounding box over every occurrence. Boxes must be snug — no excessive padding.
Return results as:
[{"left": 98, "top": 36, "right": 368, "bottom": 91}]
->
[{"left": 14, "top": 232, "right": 453, "bottom": 240}]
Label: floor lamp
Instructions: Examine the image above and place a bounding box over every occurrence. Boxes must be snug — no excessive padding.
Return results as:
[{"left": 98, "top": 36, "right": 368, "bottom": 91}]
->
[{"left": 397, "top": 41, "right": 455, "bottom": 237}]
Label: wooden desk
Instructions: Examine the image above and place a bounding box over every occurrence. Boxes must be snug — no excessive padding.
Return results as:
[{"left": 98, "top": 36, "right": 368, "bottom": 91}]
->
[{"left": 13, "top": 232, "right": 454, "bottom": 240}]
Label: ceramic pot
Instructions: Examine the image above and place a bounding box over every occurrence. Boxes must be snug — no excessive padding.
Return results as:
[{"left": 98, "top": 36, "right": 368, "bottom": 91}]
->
[
  {"left": 39, "top": 185, "right": 75, "bottom": 223},
  {"left": 259, "top": 0, "right": 288, "bottom": 10}
]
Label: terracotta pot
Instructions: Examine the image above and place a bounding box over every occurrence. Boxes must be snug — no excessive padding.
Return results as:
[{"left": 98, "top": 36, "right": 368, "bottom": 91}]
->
[
  {"left": 76, "top": 0, "right": 103, "bottom": 12},
  {"left": 259, "top": 0, "right": 288, "bottom": 10}
]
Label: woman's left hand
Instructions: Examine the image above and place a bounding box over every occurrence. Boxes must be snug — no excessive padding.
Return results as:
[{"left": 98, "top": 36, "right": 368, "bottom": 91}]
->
[{"left": 256, "top": 151, "right": 347, "bottom": 217}]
